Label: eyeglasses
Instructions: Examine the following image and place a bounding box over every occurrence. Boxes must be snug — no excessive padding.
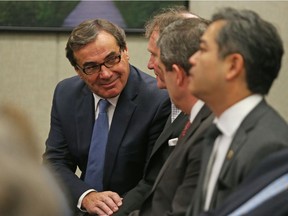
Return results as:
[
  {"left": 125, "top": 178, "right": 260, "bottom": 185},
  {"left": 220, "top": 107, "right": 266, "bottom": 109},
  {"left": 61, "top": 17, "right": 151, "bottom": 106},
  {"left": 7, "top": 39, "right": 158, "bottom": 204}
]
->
[{"left": 76, "top": 51, "right": 122, "bottom": 75}]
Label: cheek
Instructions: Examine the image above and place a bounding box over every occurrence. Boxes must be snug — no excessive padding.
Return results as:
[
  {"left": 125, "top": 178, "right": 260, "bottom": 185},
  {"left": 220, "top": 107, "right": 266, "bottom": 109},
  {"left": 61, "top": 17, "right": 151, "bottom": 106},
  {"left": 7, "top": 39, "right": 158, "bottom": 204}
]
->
[
  {"left": 157, "top": 69, "right": 164, "bottom": 79},
  {"left": 119, "top": 72, "right": 129, "bottom": 86},
  {"left": 81, "top": 74, "right": 96, "bottom": 85}
]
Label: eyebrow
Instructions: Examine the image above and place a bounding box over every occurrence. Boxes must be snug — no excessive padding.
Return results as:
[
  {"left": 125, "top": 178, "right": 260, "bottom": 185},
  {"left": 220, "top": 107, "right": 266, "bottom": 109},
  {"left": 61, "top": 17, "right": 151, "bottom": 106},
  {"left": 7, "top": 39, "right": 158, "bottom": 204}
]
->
[{"left": 83, "top": 50, "right": 118, "bottom": 66}]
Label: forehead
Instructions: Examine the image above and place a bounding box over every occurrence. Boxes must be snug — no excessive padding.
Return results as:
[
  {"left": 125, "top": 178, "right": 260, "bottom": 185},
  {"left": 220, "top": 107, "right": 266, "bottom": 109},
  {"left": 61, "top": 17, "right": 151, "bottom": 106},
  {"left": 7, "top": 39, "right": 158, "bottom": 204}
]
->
[
  {"left": 94, "top": 31, "right": 118, "bottom": 48},
  {"left": 147, "top": 31, "right": 159, "bottom": 52},
  {"left": 74, "top": 31, "right": 118, "bottom": 62}
]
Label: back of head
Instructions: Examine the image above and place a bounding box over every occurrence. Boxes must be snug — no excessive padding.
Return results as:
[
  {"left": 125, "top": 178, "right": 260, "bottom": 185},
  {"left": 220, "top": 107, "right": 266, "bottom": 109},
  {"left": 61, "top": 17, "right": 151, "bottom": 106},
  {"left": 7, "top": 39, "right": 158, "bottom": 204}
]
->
[
  {"left": 66, "top": 19, "right": 127, "bottom": 67},
  {"left": 145, "top": 6, "right": 198, "bottom": 38},
  {"left": 0, "top": 155, "right": 69, "bottom": 216},
  {"left": 0, "top": 104, "right": 40, "bottom": 161},
  {"left": 0, "top": 104, "right": 70, "bottom": 216},
  {"left": 212, "top": 7, "right": 284, "bottom": 95},
  {"left": 158, "top": 18, "right": 210, "bottom": 73}
]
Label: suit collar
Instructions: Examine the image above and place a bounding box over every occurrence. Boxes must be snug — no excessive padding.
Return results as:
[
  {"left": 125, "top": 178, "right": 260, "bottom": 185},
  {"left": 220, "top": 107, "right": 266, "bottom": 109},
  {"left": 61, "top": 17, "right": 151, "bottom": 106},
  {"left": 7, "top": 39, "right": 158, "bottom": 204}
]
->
[
  {"left": 215, "top": 95, "right": 263, "bottom": 137},
  {"left": 151, "top": 105, "right": 212, "bottom": 191},
  {"left": 149, "top": 112, "right": 187, "bottom": 157}
]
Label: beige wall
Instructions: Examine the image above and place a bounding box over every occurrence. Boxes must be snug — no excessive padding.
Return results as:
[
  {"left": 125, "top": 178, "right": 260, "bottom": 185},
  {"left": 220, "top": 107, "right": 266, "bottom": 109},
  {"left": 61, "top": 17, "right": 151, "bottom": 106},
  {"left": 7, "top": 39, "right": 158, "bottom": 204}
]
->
[{"left": 1, "top": 1, "right": 287, "bottom": 154}]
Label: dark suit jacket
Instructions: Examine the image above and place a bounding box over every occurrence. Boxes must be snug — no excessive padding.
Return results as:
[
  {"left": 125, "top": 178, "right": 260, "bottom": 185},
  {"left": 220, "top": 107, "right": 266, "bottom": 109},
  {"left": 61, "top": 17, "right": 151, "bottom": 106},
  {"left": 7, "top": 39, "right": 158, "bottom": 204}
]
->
[
  {"left": 188, "top": 99, "right": 288, "bottom": 216},
  {"left": 43, "top": 65, "right": 171, "bottom": 208},
  {"left": 131, "top": 105, "right": 213, "bottom": 216},
  {"left": 200, "top": 148, "right": 288, "bottom": 216},
  {"left": 113, "top": 112, "right": 189, "bottom": 216}
]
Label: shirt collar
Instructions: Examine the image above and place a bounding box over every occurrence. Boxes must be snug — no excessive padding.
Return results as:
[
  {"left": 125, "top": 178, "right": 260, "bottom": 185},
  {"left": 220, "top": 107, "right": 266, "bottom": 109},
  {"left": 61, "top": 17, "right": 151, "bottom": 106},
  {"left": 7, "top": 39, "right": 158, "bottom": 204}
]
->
[
  {"left": 214, "top": 94, "right": 263, "bottom": 137},
  {"left": 93, "top": 94, "right": 119, "bottom": 110},
  {"left": 190, "top": 100, "right": 205, "bottom": 123}
]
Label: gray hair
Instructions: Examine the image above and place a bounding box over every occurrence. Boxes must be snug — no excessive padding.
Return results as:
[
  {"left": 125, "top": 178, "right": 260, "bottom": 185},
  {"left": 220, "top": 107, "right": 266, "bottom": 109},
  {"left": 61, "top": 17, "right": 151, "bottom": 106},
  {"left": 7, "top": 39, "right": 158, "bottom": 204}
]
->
[
  {"left": 158, "top": 18, "right": 210, "bottom": 74},
  {"left": 144, "top": 6, "right": 197, "bottom": 38}
]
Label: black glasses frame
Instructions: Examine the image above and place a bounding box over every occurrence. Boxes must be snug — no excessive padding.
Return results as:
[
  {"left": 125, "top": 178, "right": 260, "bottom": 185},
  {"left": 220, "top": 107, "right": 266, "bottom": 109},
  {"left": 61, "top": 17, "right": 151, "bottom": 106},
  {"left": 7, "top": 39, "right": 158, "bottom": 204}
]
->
[{"left": 76, "top": 51, "right": 122, "bottom": 75}]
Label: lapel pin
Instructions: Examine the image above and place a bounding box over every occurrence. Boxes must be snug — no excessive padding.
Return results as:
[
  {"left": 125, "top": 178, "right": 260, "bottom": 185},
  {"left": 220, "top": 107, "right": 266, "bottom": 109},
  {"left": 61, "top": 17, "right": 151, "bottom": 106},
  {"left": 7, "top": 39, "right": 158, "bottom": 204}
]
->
[{"left": 226, "top": 149, "right": 234, "bottom": 160}]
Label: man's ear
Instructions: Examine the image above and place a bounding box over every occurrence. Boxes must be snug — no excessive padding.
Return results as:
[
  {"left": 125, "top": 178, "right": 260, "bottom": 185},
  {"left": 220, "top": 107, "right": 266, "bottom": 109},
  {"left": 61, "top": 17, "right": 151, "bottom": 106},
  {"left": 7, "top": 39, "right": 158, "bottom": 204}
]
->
[
  {"left": 225, "top": 53, "right": 244, "bottom": 80},
  {"left": 123, "top": 47, "right": 129, "bottom": 60},
  {"left": 171, "top": 64, "right": 186, "bottom": 86}
]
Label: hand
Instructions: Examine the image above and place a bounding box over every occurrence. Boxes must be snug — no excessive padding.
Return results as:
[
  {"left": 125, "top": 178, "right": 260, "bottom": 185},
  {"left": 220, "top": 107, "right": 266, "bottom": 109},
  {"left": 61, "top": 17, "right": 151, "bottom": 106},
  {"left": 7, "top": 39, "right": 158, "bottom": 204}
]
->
[{"left": 82, "top": 191, "right": 122, "bottom": 215}]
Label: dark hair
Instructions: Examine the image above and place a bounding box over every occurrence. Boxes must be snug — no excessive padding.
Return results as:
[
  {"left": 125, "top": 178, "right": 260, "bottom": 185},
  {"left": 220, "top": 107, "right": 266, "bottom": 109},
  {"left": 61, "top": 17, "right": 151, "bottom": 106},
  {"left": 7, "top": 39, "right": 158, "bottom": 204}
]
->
[
  {"left": 212, "top": 7, "right": 284, "bottom": 95},
  {"left": 158, "top": 18, "right": 210, "bottom": 73},
  {"left": 65, "top": 19, "right": 126, "bottom": 67},
  {"left": 144, "top": 6, "right": 198, "bottom": 38}
]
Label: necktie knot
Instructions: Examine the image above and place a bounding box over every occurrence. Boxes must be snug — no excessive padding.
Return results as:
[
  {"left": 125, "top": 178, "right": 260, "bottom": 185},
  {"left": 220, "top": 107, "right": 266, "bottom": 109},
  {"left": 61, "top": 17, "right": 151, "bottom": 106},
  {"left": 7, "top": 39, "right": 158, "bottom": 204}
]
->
[
  {"left": 98, "top": 99, "right": 110, "bottom": 113},
  {"left": 206, "top": 124, "right": 221, "bottom": 140}
]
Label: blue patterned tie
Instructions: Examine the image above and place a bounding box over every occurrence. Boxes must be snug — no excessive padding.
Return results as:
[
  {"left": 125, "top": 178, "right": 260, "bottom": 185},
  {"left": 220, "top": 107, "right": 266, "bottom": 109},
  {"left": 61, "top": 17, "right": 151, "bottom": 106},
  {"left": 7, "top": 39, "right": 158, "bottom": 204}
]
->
[{"left": 85, "top": 99, "right": 110, "bottom": 191}]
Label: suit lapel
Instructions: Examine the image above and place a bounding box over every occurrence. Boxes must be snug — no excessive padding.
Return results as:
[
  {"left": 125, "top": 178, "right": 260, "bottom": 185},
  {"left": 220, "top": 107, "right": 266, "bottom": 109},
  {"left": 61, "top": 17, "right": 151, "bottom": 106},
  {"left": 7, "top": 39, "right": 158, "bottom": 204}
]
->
[
  {"left": 191, "top": 107, "right": 216, "bottom": 213},
  {"left": 149, "top": 112, "right": 187, "bottom": 157},
  {"left": 151, "top": 105, "right": 212, "bottom": 192},
  {"left": 215, "top": 150, "right": 288, "bottom": 216},
  {"left": 103, "top": 66, "right": 138, "bottom": 187},
  {"left": 213, "top": 100, "right": 269, "bottom": 206},
  {"left": 218, "top": 100, "right": 268, "bottom": 180},
  {"left": 75, "top": 85, "right": 94, "bottom": 175}
]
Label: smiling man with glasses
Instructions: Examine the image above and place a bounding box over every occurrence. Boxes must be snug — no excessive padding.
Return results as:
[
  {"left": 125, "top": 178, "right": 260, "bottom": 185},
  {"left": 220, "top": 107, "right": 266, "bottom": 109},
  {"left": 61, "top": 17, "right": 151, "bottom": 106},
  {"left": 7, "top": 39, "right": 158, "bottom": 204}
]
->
[{"left": 43, "top": 19, "right": 170, "bottom": 216}]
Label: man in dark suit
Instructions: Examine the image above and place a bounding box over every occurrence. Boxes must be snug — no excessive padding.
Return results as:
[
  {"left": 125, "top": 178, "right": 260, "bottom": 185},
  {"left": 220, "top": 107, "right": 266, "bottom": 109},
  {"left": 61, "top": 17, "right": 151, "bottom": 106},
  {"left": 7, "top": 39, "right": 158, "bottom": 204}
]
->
[
  {"left": 113, "top": 7, "right": 198, "bottom": 216},
  {"left": 200, "top": 149, "right": 288, "bottom": 216},
  {"left": 129, "top": 18, "right": 213, "bottom": 216},
  {"left": 43, "top": 19, "right": 170, "bottom": 215},
  {"left": 186, "top": 7, "right": 288, "bottom": 216}
]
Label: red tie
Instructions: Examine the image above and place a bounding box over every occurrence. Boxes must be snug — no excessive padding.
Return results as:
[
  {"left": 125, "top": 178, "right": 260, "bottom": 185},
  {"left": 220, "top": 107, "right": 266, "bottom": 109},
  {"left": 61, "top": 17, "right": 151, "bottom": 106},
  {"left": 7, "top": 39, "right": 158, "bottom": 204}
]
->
[{"left": 180, "top": 120, "right": 191, "bottom": 139}]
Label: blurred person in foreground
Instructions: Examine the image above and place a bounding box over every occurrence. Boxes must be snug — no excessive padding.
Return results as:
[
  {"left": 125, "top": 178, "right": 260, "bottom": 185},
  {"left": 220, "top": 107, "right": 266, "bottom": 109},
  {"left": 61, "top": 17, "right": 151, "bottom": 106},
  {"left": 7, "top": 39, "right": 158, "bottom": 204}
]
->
[
  {"left": 186, "top": 7, "right": 288, "bottom": 216},
  {"left": 113, "top": 7, "right": 199, "bottom": 216},
  {"left": 0, "top": 104, "right": 70, "bottom": 216},
  {"left": 43, "top": 18, "right": 170, "bottom": 215}
]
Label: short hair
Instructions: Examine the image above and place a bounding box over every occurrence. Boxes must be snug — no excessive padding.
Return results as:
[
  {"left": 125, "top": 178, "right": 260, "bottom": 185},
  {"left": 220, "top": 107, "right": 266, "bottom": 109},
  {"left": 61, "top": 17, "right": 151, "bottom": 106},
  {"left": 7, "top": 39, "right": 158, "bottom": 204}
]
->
[
  {"left": 158, "top": 18, "right": 210, "bottom": 74},
  {"left": 66, "top": 19, "right": 127, "bottom": 67},
  {"left": 212, "top": 7, "right": 284, "bottom": 95},
  {"left": 144, "top": 6, "right": 197, "bottom": 38}
]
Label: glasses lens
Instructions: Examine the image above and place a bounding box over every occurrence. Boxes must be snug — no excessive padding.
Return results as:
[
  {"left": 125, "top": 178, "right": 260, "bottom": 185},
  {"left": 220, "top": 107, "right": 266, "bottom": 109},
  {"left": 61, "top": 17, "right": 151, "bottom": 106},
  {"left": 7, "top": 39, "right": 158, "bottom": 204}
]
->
[
  {"left": 105, "top": 55, "right": 121, "bottom": 68},
  {"left": 84, "top": 65, "right": 100, "bottom": 74}
]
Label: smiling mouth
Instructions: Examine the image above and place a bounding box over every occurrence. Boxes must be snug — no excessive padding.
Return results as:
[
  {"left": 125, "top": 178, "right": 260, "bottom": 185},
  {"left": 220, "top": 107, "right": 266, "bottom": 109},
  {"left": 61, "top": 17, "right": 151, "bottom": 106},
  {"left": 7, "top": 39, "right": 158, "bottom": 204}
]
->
[{"left": 100, "top": 76, "right": 119, "bottom": 88}]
